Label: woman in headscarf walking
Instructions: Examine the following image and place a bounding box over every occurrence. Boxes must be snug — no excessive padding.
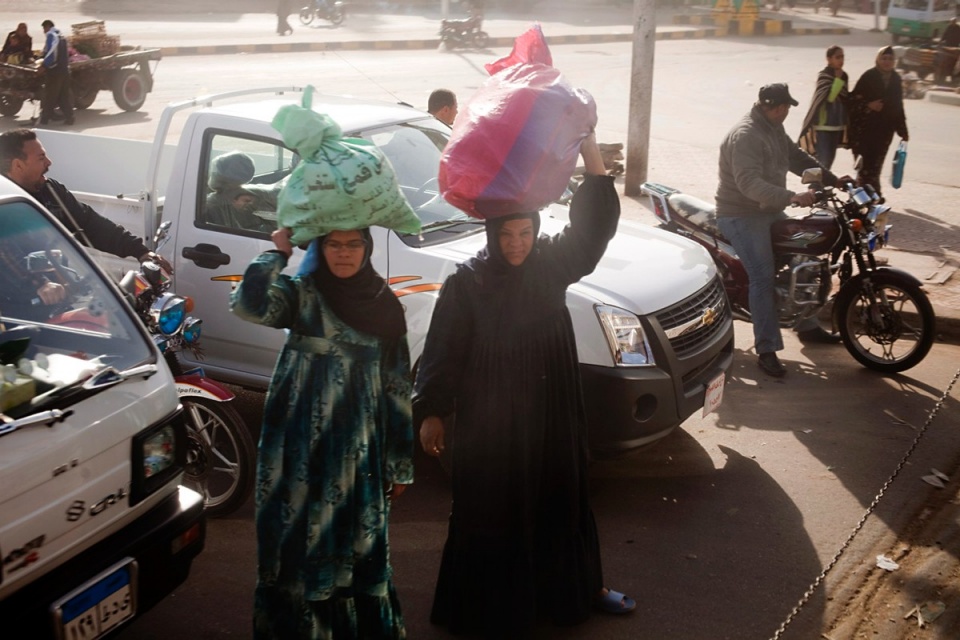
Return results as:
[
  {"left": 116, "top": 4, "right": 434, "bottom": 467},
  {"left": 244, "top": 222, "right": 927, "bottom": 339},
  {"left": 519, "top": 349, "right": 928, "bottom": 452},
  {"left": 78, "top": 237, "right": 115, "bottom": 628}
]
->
[
  {"left": 798, "top": 45, "right": 850, "bottom": 170},
  {"left": 849, "top": 46, "right": 909, "bottom": 197},
  {"left": 232, "top": 226, "right": 414, "bottom": 639},
  {"left": 414, "top": 132, "right": 635, "bottom": 638}
]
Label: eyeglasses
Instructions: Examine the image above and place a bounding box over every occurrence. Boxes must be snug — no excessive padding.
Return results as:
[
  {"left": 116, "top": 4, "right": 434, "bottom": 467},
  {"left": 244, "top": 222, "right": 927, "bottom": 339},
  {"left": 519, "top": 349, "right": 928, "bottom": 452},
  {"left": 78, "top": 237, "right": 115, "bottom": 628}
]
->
[{"left": 322, "top": 240, "right": 366, "bottom": 252}]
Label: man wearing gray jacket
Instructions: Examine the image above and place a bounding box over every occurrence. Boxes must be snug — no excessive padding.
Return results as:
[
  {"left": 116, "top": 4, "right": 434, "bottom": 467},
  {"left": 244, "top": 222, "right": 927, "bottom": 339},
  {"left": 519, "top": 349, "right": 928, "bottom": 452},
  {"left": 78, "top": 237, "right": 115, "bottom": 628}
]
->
[{"left": 716, "top": 83, "right": 842, "bottom": 378}]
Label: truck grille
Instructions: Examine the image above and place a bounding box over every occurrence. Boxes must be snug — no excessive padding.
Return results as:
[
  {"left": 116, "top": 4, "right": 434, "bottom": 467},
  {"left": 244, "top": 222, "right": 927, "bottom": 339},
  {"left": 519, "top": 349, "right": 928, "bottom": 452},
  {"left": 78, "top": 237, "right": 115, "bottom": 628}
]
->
[{"left": 656, "top": 276, "right": 730, "bottom": 359}]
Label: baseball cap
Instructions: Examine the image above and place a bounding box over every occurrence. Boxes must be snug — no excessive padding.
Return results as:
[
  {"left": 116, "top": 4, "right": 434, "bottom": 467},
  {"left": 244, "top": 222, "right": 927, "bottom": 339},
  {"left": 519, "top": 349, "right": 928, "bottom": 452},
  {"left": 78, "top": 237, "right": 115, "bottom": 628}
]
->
[{"left": 758, "top": 83, "right": 799, "bottom": 107}]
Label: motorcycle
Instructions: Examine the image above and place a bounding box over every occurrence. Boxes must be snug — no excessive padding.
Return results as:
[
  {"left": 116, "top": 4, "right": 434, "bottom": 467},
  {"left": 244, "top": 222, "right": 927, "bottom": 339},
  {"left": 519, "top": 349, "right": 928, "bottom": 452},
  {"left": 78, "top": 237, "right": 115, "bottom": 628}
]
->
[
  {"left": 299, "top": 0, "right": 346, "bottom": 27},
  {"left": 439, "top": 11, "right": 489, "bottom": 49},
  {"left": 641, "top": 169, "right": 935, "bottom": 373},
  {"left": 118, "top": 222, "right": 255, "bottom": 517}
]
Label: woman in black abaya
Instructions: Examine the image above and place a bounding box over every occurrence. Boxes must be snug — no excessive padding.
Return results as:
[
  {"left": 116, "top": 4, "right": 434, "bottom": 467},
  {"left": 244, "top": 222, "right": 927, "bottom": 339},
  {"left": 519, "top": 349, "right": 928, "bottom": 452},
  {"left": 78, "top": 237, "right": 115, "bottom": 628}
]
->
[
  {"left": 849, "top": 46, "right": 909, "bottom": 196},
  {"left": 413, "top": 133, "right": 635, "bottom": 638}
]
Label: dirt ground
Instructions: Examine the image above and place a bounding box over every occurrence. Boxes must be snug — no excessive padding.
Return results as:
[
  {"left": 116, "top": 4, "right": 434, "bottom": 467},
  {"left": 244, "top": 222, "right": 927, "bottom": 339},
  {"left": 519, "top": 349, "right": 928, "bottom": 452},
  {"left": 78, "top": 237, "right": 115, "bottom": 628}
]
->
[{"left": 822, "top": 479, "right": 960, "bottom": 639}]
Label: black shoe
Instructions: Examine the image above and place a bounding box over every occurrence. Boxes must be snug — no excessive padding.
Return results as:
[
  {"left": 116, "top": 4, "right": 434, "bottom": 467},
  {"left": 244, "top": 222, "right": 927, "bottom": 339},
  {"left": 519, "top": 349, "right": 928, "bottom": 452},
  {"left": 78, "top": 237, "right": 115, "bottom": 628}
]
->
[
  {"left": 38, "top": 119, "right": 49, "bottom": 125},
  {"left": 64, "top": 118, "right": 75, "bottom": 125},
  {"left": 796, "top": 327, "right": 842, "bottom": 344},
  {"left": 757, "top": 352, "right": 786, "bottom": 377}
]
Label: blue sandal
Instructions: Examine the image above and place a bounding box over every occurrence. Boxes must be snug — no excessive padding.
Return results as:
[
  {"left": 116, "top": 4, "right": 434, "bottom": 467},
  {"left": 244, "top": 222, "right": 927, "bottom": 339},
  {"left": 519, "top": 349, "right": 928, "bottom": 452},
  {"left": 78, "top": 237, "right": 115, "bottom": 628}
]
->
[{"left": 597, "top": 589, "right": 636, "bottom": 614}]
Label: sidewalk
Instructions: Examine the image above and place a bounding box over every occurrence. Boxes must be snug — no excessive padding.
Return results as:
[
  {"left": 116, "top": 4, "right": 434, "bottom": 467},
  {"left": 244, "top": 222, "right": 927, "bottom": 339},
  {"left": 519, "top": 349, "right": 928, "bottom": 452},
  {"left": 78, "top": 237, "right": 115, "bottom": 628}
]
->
[{"left": 3, "top": 1, "right": 856, "bottom": 56}]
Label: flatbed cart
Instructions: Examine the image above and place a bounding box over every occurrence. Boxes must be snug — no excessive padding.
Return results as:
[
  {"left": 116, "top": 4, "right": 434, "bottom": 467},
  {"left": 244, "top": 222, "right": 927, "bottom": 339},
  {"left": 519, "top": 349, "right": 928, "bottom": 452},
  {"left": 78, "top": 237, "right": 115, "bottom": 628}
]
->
[{"left": 0, "top": 21, "right": 161, "bottom": 118}]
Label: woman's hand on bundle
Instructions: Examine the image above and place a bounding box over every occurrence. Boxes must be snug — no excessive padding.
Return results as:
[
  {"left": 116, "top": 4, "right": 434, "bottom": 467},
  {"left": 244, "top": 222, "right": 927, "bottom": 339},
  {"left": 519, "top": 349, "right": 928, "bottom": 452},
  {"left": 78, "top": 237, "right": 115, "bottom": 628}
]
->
[
  {"left": 271, "top": 227, "right": 294, "bottom": 257},
  {"left": 580, "top": 131, "right": 606, "bottom": 176}
]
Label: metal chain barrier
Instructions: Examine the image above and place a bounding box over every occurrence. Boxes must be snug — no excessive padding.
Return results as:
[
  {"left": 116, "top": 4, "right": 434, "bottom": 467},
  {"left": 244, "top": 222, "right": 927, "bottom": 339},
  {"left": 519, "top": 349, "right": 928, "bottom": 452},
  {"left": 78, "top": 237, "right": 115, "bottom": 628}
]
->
[{"left": 769, "top": 365, "right": 960, "bottom": 640}]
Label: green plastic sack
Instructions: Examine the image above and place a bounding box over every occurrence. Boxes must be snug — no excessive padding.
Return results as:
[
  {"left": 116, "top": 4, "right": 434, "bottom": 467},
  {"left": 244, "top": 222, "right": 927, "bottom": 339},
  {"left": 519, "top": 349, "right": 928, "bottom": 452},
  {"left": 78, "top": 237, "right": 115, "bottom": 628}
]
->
[{"left": 271, "top": 86, "right": 421, "bottom": 244}]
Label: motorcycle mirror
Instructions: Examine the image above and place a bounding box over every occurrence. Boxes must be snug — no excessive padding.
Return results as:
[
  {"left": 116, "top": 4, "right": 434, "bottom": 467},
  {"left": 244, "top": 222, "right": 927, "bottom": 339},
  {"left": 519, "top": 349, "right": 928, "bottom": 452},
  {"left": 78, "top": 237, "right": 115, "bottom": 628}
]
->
[{"left": 801, "top": 168, "right": 823, "bottom": 184}]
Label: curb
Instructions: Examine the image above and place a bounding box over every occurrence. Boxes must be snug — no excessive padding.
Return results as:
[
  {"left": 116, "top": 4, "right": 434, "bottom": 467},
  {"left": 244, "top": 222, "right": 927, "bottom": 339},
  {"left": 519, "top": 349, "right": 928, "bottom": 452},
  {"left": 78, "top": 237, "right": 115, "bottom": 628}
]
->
[
  {"left": 157, "top": 23, "right": 851, "bottom": 57},
  {"left": 928, "top": 90, "right": 960, "bottom": 106}
]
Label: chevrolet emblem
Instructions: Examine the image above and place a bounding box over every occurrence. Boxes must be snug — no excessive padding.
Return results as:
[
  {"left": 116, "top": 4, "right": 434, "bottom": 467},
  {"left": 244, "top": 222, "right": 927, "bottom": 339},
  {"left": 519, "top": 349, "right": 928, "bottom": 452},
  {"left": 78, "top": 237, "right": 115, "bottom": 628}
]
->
[
  {"left": 664, "top": 304, "right": 721, "bottom": 340},
  {"left": 701, "top": 306, "right": 717, "bottom": 328}
]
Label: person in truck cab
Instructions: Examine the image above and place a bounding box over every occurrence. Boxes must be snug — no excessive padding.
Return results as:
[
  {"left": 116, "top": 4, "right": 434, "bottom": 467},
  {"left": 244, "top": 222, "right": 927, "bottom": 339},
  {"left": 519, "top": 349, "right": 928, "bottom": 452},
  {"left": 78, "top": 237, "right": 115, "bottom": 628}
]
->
[
  {"left": 205, "top": 151, "right": 277, "bottom": 233},
  {"left": 0, "top": 128, "right": 172, "bottom": 272}
]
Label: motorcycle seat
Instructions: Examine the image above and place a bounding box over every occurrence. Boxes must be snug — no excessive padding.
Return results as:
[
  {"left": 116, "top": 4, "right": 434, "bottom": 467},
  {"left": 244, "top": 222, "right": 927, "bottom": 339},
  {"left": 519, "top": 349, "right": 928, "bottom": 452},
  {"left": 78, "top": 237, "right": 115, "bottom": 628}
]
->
[
  {"left": 667, "top": 193, "right": 723, "bottom": 238},
  {"left": 441, "top": 16, "right": 481, "bottom": 27}
]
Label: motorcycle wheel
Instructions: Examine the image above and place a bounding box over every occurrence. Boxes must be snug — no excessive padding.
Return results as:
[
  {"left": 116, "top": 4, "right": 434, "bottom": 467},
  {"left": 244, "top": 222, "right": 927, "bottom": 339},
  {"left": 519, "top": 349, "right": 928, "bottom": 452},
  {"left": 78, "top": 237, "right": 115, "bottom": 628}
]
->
[
  {"left": 181, "top": 397, "right": 256, "bottom": 518},
  {"left": 472, "top": 30, "right": 489, "bottom": 48},
  {"left": 835, "top": 271, "right": 935, "bottom": 373},
  {"left": 299, "top": 7, "right": 316, "bottom": 25},
  {"left": 329, "top": 6, "right": 345, "bottom": 26}
]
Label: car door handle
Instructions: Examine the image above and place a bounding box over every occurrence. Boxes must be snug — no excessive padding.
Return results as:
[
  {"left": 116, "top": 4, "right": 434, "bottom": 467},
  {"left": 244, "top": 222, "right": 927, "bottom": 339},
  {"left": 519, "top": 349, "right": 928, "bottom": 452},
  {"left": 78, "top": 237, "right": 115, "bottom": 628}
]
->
[{"left": 182, "top": 243, "right": 231, "bottom": 269}]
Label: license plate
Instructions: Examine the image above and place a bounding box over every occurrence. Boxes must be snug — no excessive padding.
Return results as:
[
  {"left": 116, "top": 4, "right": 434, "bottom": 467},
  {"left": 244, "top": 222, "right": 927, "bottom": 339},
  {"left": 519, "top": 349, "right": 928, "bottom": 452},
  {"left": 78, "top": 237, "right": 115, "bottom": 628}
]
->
[
  {"left": 52, "top": 559, "right": 138, "bottom": 640},
  {"left": 702, "top": 371, "right": 725, "bottom": 418}
]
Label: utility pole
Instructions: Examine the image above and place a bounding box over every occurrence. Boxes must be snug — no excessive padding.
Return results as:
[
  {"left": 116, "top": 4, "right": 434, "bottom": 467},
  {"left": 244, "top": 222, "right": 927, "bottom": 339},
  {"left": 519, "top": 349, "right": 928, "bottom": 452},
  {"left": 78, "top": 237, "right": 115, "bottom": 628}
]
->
[{"left": 624, "top": 0, "right": 657, "bottom": 196}]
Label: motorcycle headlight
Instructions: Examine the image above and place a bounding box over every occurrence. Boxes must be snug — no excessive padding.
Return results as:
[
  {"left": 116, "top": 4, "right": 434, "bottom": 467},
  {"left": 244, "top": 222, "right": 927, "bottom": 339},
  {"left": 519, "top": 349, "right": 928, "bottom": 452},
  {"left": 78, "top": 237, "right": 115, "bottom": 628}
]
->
[
  {"left": 850, "top": 186, "right": 873, "bottom": 207},
  {"left": 182, "top": 317, "right": 202, "bottom": 344},
  {"left": 150, "top": 293, "right": 187, "bottom": 336},
  {"left": 595, "top": 305, "right": 655, "bottom": 366}
]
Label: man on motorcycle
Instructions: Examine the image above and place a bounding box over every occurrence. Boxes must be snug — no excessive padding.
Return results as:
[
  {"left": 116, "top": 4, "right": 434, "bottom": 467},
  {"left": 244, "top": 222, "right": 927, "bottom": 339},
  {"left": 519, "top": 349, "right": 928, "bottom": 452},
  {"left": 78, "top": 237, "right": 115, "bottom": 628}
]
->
[
  {"left": 0, "top": 128, "right": 173, "bottom": 273},
  {"left": 715, "top": 83, "right": 846, "bottom": 378}
]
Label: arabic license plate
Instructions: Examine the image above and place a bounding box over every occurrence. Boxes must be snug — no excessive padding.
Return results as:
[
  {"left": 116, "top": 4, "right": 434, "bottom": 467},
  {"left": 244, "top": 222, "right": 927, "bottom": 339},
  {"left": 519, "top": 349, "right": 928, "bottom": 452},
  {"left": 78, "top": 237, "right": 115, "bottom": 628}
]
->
[
  {"left": 53, "top": 559, "right": 137, "bottom": 640},
  {"left": 701, "top": 371, "right": 725, "bottom": 418}
]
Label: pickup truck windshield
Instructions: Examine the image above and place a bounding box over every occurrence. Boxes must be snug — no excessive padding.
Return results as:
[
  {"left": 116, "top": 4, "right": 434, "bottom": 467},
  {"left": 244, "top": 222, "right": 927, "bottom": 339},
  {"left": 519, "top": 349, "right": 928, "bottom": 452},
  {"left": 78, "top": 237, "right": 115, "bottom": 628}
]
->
[
  {"left": 361, "top": 120, "right": 473, "bottom": 228},
  {"left": 0, "top": 200, "right": 154, "bottom": 418}
]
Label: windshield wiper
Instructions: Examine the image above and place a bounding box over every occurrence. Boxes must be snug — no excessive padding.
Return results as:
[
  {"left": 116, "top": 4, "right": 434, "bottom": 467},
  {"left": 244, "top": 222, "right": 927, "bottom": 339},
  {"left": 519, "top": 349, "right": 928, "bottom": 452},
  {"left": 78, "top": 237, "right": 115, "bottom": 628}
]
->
[
  {"left": 82, "top": 364, "right": 158, "bottom": 390},
  {"left": 418, "top": 219, "right": 484, "bottom": 233},
  {"left": 0, "top": 409, "right": 72, "bottom": 438},
  {"left": 2, "top": 363, "right": 159, "bottom": 426}
]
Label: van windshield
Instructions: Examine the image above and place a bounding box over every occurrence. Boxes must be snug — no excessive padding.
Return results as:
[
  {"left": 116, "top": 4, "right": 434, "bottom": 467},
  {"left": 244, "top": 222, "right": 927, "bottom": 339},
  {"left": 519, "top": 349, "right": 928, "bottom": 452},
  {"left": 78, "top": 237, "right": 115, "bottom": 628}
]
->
[{"left": 0, "top": 200, "right": 154, "bottom": 417}]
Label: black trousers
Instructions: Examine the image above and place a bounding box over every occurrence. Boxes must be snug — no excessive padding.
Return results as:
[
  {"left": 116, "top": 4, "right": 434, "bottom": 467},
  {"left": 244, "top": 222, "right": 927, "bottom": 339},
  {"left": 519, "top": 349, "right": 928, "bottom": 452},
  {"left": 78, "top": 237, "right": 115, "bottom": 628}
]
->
[
  {"left": 856, "top": 128, "right": 894, "bottom": 197},
  {"left": 42, "top": 71, "right": 73, "bottom": 123}
]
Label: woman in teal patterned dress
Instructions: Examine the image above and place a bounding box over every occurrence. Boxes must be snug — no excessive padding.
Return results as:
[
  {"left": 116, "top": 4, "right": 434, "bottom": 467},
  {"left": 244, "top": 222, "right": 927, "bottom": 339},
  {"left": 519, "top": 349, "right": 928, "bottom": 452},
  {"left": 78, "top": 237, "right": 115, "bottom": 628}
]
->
[{"left": 231, "top": 226, "right": 414, "bottom": 639}]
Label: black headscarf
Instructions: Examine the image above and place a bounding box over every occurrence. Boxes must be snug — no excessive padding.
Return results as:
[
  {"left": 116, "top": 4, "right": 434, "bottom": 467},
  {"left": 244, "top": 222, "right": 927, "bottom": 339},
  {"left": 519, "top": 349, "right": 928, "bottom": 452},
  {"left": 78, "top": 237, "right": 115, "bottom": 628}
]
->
[
  {"left": 462, "top": 211, "right": 542, "bottom": 283},
  {"left": 300, "top": 228, "right": 407, "bottom": 342}
]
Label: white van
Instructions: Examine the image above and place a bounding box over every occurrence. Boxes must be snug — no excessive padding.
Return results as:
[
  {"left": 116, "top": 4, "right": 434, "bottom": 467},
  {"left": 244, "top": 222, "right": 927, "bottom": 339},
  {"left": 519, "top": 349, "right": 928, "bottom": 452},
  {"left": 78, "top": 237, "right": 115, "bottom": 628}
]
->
[{"left": 0, "top": 176, "right": 205, "bottom": 639}]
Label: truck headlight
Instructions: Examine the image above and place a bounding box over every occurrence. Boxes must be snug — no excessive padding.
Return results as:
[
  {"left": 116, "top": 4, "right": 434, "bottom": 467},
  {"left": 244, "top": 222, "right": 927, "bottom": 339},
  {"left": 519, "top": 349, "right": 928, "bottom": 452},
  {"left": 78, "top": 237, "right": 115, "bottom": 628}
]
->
[{"left": 595, "top": 305, "right": 654, "bottom": 366}]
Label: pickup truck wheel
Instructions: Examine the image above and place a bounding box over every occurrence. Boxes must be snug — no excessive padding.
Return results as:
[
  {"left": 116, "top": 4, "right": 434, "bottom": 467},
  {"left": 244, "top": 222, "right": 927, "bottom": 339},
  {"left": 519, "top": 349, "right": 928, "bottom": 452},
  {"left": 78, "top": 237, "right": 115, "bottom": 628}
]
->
[
  {"left": 112, "top": 69, "right": 148, "bottom": 112},
  {"left": 0, "top": 95, "right": 23, "bottom": 117},
  {"left": 181, "top": 397, "right": 256, "bottom": 518}
]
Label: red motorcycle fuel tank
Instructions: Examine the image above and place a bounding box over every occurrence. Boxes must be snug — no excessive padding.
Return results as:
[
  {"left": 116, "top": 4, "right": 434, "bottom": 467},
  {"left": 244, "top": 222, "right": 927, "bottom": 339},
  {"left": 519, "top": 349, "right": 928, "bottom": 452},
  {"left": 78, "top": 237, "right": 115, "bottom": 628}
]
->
[{"left": 770, "top": 210, "right": 842, "bottom": 256}]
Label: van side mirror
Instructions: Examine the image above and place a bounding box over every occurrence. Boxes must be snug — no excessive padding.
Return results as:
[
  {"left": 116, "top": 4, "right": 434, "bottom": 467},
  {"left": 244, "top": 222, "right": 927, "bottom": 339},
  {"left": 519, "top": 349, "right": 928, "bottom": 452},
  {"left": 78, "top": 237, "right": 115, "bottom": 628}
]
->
[{"left": 801, "top": 168, "right": 823, "bottom": 184}]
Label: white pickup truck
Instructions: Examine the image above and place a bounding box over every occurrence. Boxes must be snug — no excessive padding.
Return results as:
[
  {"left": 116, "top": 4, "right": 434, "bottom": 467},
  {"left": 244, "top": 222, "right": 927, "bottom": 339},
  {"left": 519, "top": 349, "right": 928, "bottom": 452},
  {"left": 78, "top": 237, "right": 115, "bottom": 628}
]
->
[
  {"left": 0, "top": 177, "right": 205, "bottom": 639},
  {"left": 38, "top": 86, "right": 734, "bottom": 454}
]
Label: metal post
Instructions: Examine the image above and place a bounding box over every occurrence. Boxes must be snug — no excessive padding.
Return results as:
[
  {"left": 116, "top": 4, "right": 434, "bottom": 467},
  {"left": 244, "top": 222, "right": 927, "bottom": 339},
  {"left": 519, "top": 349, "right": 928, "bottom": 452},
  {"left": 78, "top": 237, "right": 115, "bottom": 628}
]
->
[{"left": 624, "top": 0, "right": 657, "bottom": 196}]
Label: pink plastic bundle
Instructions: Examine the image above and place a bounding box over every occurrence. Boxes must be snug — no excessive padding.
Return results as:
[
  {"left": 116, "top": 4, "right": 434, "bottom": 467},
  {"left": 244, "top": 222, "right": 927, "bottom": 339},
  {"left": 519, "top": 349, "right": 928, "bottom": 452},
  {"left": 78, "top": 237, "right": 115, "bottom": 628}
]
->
[{"left": 439, "top": 25, "right": 597, "bottom": 219}]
